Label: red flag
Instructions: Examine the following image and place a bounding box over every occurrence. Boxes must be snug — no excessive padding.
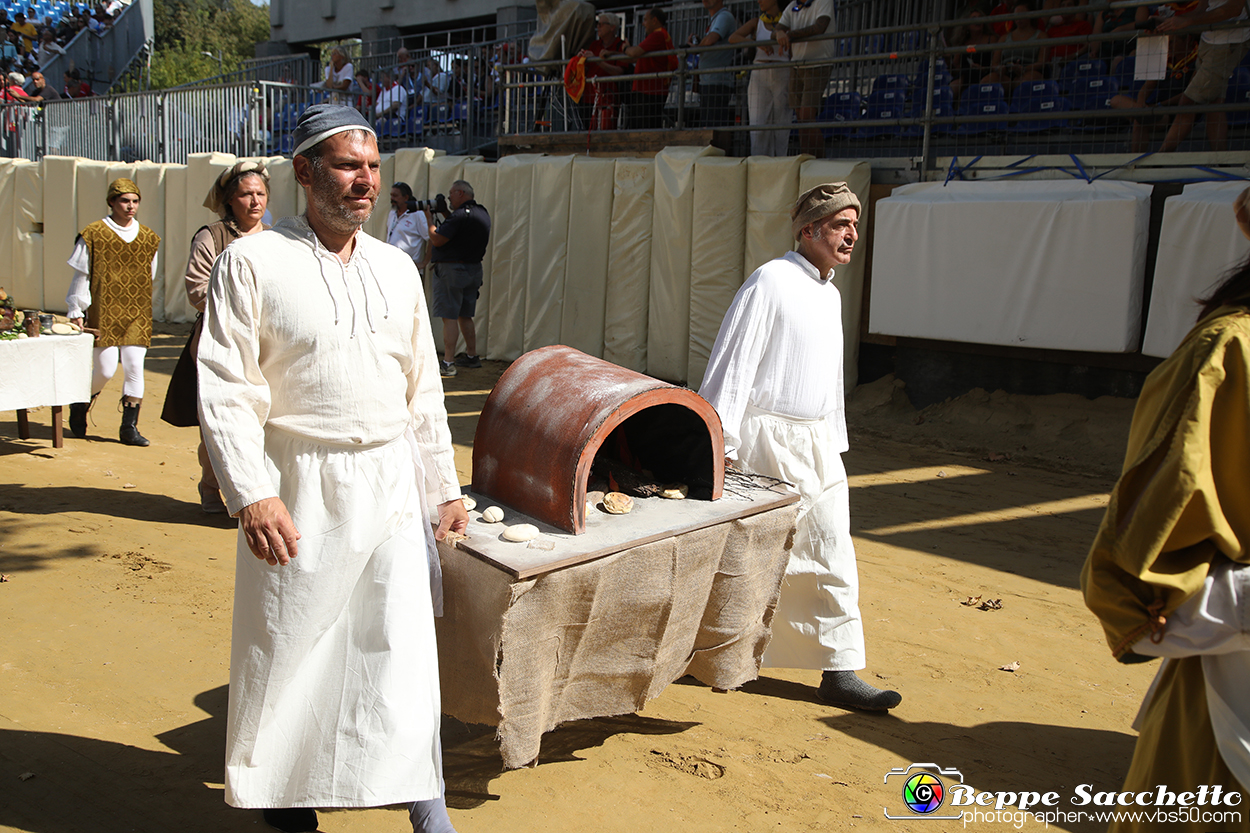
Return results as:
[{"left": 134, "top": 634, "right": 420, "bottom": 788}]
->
[{"left": 564, "top": 55, "right": 586, "bottom": 103}]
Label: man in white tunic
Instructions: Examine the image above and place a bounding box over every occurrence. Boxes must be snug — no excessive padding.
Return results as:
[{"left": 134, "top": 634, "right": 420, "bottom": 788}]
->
[
  {"left": 197, "top": 104, "right": 467, "bottom": 833},
  {"left": 699, "top": 183, "right": 901, "bottom": 711}
]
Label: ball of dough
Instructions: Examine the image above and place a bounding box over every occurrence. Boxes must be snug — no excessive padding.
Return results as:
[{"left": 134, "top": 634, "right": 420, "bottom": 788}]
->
[
  {"left": 502, "top": 523, "right": 539, "bottom": 542},
  {"left": 603, "top": 492, "right": 633, "bottom": 514},
  {"left": 481, "top": 505, "right": 504, "bottom": 523},
  {"left": 659, "top": 483, "right": 688, "bottom": 500},
  {"left": 461, "top": 495, "right": 477, "bottom": 511}
]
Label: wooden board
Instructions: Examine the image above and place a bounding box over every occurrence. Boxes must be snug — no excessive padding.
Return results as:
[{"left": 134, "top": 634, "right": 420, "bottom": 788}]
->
[{"left": 446, "top": 476, "right": 798, "bottom": 580}]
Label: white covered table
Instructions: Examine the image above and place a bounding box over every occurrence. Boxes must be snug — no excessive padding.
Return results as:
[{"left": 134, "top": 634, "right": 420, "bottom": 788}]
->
[
  {"left": 0, "top": 333, "right": 93, "bottom": 447},
  {"left": 1142, "top": 181, "right": 1250, "bottom": 358},
  {"left": 869, "top": 180, "right": 1152, "bottom": 352}
]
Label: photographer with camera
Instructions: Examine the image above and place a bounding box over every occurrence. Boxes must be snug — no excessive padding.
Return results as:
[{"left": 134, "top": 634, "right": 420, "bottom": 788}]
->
[
  {"left": 427, "top": 180, "right": 490, "bottom": 378},
  {"left": 387, "top": 181, "right": 431, "bottom": 277}
]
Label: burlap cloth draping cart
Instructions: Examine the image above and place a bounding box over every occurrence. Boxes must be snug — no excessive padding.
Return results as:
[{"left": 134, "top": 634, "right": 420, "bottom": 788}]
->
[{"left": 436, "top": 481, "right": 799, "bottom": 769}]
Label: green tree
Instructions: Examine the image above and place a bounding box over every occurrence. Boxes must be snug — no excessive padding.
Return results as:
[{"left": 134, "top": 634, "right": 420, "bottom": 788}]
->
[{"left": 149, "top": 0, "right": 271, "bottom": 89}]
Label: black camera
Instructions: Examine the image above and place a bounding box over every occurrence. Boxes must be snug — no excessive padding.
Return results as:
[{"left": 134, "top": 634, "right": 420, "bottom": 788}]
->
[{"left": 409, "top": 193, "right": 450, "bottom": 217}]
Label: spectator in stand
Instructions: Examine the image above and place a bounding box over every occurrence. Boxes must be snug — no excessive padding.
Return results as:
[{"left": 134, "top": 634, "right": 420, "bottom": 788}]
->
[
  {"left": 1046, "top": 0, "right": 1094, "bottom": 66},
  {"left": 102, "top": 0, "right": 123, "bottom": 16},
  {"left": 578, "top": 12, "right": 630, "bottom": 130},
  {"left": 87, "top": 9, "right": 109, "bottom": 35},
  {"left": 395, "top": 46, "right": 417, "bottom": 96},
  {"left": 2, "top": 71, "right": 30, "bottom": 102},
  {"left": 423, "top": 57, "right": 449, "bottom": 105},
  {"left": 621, "top": 7, "right": 678, "bottom": 129},
  {"left": 35, "top": 30, "right": 66, "bottom": 64},
  {"left": 375, "top": 67, "right": 408, "bottom": 122},
  {"left": 696, "top": 0, "right": 738, "bottom": 127},
  {"left": 1158, "top": 0, "right": 1249, "bottom": 152},
  {"left": 774, "top": 0, "right": 836, "bottom": 157},
  {"left": 949, "top": 10, "right": 997, "bottom": 102},
  {"left": 11, "top": 12, "right": 36, "bottom": 54},
  {"left": 984, "top": 3, "right": 1048, "bottom": 98},
  {"left": 27, "top": 70, "right": 59, "bottom": 101},
  {"left": 1110, "top": 34, "right": 1196, "bottom": 152},
  {"left": 1091, "top": 1, "right": 1150, "bottom": 74},
  {"left": 354, "top": 68, "right": 376, "bottom": 114},
  {"left": 0, "top": 30, "right": 18, "bottom": 68},
  {"left": 64, "top": 67, "right": 93, "bottom": 98},
  {"left": 730, "top": 0, "right": 790, "bottom": 156},
  {"left": 319, "top": 47, "right": 354, "bottom": 102}
]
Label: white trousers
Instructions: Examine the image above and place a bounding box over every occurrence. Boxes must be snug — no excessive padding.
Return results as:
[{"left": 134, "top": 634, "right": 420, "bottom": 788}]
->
[
  {"left": 738, "top": 405, "right": 866, "bottom": 671},
  {"left": 747, "top": 63, "right": 792, "bottom": 158},
  {"left": 91, "top": 344, "right": 146, "bottom": 398},
  {"left": 225, "top": 430, "right": 443, "bottom": 809}
]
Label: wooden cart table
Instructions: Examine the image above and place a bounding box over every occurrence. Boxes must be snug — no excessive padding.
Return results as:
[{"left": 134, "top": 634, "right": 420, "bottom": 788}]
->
[
  {"left": 0, "top": 333, "right": 93, "bottom": 447},
  {"left": 435, "top": 476, "right": 799, "bottom": 769}
]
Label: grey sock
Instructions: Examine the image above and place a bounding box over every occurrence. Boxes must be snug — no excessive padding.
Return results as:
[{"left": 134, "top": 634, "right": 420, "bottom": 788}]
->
[
  {"left": 818, "top": 670, "right": 902, "bottom": 711},
  {"left": 409, "top": 795, "right": 457, "bottom": 833}
]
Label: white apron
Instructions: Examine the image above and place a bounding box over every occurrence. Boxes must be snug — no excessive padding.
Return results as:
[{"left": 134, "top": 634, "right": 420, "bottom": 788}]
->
[
  {"left": 224, "top": 428, "right": 442, "bottom": 808},
  {"left": 738, "top": 403, "right": 866, "bottom": 671}
]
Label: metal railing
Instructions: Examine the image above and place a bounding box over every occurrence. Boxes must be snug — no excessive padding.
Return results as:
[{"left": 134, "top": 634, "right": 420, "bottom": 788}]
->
[{"left": 499, "top": 1, "right": 1250, "bottom": 167}]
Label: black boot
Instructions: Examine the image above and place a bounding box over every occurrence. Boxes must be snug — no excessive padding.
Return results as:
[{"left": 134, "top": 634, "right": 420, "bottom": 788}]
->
[
  {"left": 68, "top": 393, "right": 97, "bottom": 439},
  {"left": 262, "top": 808, "right": 318, "bottom": 832},
  {"left": 119, "top": 397, "right": 150, "bottom": 447}
]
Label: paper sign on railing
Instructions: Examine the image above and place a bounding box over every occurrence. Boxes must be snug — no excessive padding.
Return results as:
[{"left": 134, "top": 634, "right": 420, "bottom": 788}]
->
[{"left": 1135, "top": 36, "right": 1168, "bottom": 81}]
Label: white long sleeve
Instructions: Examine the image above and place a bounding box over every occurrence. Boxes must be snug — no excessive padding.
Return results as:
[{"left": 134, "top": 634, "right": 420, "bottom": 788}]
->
[{"left": 698, "top": 250, "right": 848, "bottom": 458}]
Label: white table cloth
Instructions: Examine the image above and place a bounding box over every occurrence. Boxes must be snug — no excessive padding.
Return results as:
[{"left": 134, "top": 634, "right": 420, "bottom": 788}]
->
[{"left": 0, "top": 333, "right": 93, "bottom": 446}]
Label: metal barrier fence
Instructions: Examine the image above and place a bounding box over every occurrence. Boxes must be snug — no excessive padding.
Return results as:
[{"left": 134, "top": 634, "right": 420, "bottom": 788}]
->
[{"left": 500, "top": 1, "right": 1250, "bottom": 166}]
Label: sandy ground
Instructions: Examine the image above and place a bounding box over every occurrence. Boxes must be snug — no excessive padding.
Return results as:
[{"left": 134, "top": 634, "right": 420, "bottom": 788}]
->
[{"left": 0, "top": 325, "right": 1161, "bottom": 833}]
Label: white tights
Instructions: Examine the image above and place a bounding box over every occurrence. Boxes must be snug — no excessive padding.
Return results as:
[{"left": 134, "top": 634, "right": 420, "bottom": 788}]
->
[{"left": 92, "top": 345, "right": 146, "bottom": 399}]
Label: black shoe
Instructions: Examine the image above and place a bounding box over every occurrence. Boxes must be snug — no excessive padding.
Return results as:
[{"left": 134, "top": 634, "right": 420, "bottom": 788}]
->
[
  {"left": 69, "top": 401, "right": 89, "bottom": 438},
  {"left": 817, "top": 670, "right": 902, "bottom": 712},
  {"left": 454, "top": 352, "right": 481, "bottom": 368},
  {"left": 262, "top": 807, "right": 318, "bottom": 832},
  {"left": 439, "top": 359, "right": 457, "bottom": 378},
  {"left": 119, "top": 399, "right": 150, "bottom": 447}
]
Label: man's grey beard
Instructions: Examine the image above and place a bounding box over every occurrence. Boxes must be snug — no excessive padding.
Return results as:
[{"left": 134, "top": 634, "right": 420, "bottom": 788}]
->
[{"left": 307, "top": 156, "right": 375, "bottom": 234}]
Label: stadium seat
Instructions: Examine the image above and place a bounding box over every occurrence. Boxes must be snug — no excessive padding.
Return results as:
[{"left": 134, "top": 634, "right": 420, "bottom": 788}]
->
[
  {"left": 1070, "top": 75, "right": 1119, "bottom": 130},
  {"left": 855, "top": 88, "right": 909, "bottom": 138},
  {"left": 902, "top": 86, "right": 955, "bottom": 136},
  {"left": 1059, "top": 59, "right": 1107, "bottom": 93},
  {"left": 913, "top": 58, "right": 953, "bottom": 91},
  {"left": 1009, "top": 80, "right": 1069, "bottom": 131},
  {"left": 873, "top": 73, "right": 911, "bottom": 94},
  {"left": 1111, "top": 55, "right": 1142, "bottom": 98},
  {"left": 1227, "top": 67, "right": 1250, "bottom": 125},
  {"left": 819, "top": 91, "right": 862, "bottom": 139},
  {"left": 955, "top": 83, "right": 1008, "bottom": 134}
]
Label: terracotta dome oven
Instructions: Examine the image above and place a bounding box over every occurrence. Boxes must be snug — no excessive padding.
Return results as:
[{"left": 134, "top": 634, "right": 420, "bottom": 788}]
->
[{"left": 471, "top": 346, "right": 725, "bottom": 534}]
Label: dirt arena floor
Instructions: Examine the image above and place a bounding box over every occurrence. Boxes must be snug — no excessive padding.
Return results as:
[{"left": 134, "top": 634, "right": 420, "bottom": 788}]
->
[{"left": 1, "top": 325, "right": 1161, "bottom": 833}]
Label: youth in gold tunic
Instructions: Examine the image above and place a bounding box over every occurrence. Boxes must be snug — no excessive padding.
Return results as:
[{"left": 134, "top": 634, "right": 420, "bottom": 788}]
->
[{"left": 65, "top": 178, "right": 161, "bottom": 446}]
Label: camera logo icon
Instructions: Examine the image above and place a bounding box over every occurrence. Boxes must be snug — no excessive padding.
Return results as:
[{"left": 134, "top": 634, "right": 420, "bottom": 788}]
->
[{"left": 884, "top": 763, "right": 965, "bottom": 821}]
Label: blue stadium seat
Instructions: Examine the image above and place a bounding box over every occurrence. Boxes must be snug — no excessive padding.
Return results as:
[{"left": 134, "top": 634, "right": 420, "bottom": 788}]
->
[
  {"left": 819, "top": 91, "right": 862, "bottom": 139},
  {"left": 1059, "top": 58, "right": 1108, "bottom": 93},
  {"left": 1070, "top": 75, "right": 1120, "bottom": 130},
  {"left": 1009, "top": 80, "right": 1070, "bottom": 132},
  {"left": 913, "top": 58, "right": 953, "bottom": 91},
  {"left": 1227, "top": 67, "right": 1250, "bottom": 124},
  {"left": 902, "top": 86, "right": 955, "bottom": 136},
  {"left": 955, "top": 83, "right": 1008, "bottom": 134},
  {"left": 855, "top": 88, "right": 909, "bottom": 138},
  {"left": 873, "top": 73, "right": 911, "bottom": 94},
  {"left": 1112, "top": 55, "right": 1142, "bottom": 98},
  {"left": 407, "top": 106, "right": 424, "bottom": 137}
]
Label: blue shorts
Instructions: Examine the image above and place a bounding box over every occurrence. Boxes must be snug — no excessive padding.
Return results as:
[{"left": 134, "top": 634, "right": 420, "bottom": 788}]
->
[{"left": 431, "top": 262, "right": 483, "bottom": 319}]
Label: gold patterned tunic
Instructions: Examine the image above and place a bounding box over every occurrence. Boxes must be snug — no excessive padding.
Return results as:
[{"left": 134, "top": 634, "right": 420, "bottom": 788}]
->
[{"left": 76, "top": 220, "right": 161, "bottom": 348}]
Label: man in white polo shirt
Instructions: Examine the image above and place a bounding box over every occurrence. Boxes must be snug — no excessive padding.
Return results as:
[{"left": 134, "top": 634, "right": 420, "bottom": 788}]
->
[
  {"left": 1158, "top": 0, "right": 1249, "bottom": 152},
  {"left": 774, "top": 0, "right": 836, "bottom": 157}
]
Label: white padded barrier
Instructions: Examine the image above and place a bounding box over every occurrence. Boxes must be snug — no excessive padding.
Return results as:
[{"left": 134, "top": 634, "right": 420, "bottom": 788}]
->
[
  {"left": 1143, "top": 182, "right": 1250, "bottom": 358},
  {"left": 870, "top": 180, "right": 1152, "bottom": 352}
]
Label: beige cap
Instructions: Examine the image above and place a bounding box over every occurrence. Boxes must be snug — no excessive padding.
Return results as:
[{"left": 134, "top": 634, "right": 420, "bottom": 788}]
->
[
  {"left": 203, "top": 160, "right": 270, "bottom": 216},
  {"left": 790, "top": 182, "right": 861, "bottom": 240}
]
